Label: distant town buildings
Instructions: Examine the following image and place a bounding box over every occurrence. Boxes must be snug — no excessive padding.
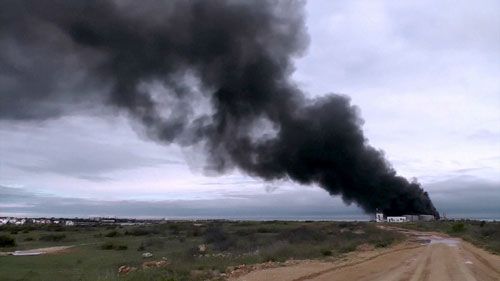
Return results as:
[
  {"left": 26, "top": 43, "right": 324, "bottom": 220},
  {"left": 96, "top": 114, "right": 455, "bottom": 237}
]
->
[
  {"left": 0, "top": 217, "right": 74, "bottom": 226},
  {"left": 0, "top": 218, "right": 27, "bottom": 225},
  {"left": 0, "top": 216, "right": 165, "bottom": 227}
]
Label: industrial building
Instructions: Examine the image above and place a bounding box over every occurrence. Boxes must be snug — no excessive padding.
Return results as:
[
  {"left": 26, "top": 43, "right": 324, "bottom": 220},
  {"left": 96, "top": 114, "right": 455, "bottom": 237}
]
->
[{"left": 375, "top": 212, "right": 435, "bottom": 223}]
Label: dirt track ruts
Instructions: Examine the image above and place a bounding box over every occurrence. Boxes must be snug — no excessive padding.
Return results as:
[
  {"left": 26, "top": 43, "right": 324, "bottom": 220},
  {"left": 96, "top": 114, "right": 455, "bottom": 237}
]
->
[{"left": 232, "top": 227, "right": 500, "bottom": 281}]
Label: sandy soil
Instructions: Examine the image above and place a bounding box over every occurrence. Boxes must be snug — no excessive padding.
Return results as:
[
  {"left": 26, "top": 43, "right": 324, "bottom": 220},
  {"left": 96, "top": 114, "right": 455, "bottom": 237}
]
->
[
  {"left": 231, "top": 227, "right": 500, "bottom": 281},
  {"left": 0, "top": 245, "right": 74, "bottom": 256}
]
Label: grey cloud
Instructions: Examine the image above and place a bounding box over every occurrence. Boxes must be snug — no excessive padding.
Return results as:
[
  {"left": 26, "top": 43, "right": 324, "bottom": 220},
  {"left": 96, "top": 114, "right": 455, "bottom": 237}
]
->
[
  {"left": 2, "top": 180, "right": 499, "bottom": 220},
  {"left": 0, "top": 185, "right": 366, "bottom": 220},
  {"left": 0, "top": 116, "right": 183, "bottom": 182},
  {"left": 425, "top": 176, "right": 500, "bottom": 216}
]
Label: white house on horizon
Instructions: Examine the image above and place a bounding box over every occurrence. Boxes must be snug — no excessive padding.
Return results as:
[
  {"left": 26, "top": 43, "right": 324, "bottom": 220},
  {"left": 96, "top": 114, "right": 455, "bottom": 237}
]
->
[
  {"left": 375, "top": 212, "right": 409, "bottom": 223},
  {"left": 386, "top": 216, "right": 407, "bottom": 223}
]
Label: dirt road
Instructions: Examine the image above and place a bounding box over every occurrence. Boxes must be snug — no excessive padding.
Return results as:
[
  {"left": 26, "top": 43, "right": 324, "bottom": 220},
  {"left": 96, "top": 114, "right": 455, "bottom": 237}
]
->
[
  {"left": 0, "top": 245, "right": 74, "bottom": 256},
  {"left": 232, "top": 227, "right": 500, "bottom": 281}
]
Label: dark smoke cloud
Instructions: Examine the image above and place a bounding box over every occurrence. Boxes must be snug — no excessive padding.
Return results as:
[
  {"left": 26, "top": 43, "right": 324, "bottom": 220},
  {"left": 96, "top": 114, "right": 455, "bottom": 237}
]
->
[{"left": 0, "top": 0, "right": 438, "bottom": 216}]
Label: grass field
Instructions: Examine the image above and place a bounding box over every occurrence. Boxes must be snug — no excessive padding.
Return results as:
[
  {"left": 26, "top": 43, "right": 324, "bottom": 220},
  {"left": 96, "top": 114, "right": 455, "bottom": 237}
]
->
[
  {"left": 399, "top": 220, "right": 500, "bottom": 255},
  {"left": 0, "top": 221, "right": 403, "bottom": 281}
]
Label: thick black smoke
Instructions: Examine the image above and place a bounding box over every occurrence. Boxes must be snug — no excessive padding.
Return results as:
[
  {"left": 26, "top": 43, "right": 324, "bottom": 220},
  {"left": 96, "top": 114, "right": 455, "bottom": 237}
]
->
[{"left": 0, "top": 0, "right": 438, "bottom": 217}]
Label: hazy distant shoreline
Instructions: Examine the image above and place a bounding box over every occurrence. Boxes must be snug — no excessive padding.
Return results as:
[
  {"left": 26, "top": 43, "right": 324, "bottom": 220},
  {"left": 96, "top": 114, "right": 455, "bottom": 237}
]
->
[{"left": 2, "top": 214, "right": 498, "bottom": 222}]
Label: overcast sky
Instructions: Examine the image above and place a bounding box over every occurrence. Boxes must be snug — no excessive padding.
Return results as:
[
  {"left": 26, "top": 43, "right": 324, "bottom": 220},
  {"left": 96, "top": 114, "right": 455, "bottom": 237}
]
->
[{"left": 1, "top": 0, "right": 499, "bottom": 219}]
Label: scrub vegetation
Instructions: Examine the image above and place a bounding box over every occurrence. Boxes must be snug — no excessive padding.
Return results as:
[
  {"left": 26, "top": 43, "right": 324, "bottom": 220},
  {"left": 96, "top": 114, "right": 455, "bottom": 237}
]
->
[{"left": 0, "top": 221, "right": 403, "bottom": 281}]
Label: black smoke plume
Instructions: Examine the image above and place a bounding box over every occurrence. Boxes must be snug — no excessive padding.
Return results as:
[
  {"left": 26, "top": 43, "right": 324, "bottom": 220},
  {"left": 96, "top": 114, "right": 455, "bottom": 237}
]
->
[{"left": 0, "top": 0, "right": 438, "bottom": 217}]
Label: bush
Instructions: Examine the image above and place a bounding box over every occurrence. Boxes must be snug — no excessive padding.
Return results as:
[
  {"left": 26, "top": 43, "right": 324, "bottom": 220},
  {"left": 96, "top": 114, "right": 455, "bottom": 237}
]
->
[
  {"left": 257, "top": 227, "right": 274, "bottom": 233},
  {"left": 125, "top": 228, "right": 155, "bottom": 236},
  {"left": 450, "top": 222, "right": 466, "bottom": 233},
  {"left": 374, "top": 239, "right": 391, "bottom": 248},
  {"left": 480, "top": 228, "right": 496, "bottom": 238},
  {"left": 260, "top": 241, "right": 293, "bottom": 262},
  {"left": 280, "top": 226, "right": 326, "bottom": 243},
  {"left": 204, "top": 224, "right": 234, "bottom": 251},
  {"left": 101, "top": 242, "right": 115, "bottom": 250},
  {"left": 169, "top": 224, "right": 180, "bottom": 235},
  {"left": 39, "top": 234, "right": 66, "bottom": 242},
  {"left": 340, "top": 243, "right": 357, "bottom": 253},
  {"left": 105, "top": 230, "right": 119, "bottom": 237},
  {"left": 101, "top": 241, "right": 128, "bottom": 250},
  {"left": 203, "top": 225, "right": 227, "bottom": 244},
  {"left": 116, "top": 245, "right": 128, "bottom": 250},
  {"left": 0, "top": 235, "right": 16, "bottom": 247},
  {"left": 321, "top": 249, "right": 332, "bottom": 256}
]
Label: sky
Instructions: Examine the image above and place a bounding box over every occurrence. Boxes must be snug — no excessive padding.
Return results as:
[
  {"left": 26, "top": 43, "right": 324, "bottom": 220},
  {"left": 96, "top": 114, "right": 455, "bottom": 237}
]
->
[{"left": 1, "top": 0, "right": 499, "bottom": 219}]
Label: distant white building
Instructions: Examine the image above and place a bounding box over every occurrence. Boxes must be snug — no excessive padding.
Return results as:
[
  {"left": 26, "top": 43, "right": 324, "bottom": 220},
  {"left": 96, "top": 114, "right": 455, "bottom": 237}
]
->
[
  {"left": 419, "top": 215, "right": 435, "bottom": 221},
  {"left": 65, "top": 220, "right": 75, "bottom": 226},
  {"left": 375, "top": 212, "right": 384, "bottom": 222},
  {"left": 404, "top": 215, "right": 419, "bottom": 222},
  {"left": 386, "top": 216, "right": 407, "bottom": 223}
]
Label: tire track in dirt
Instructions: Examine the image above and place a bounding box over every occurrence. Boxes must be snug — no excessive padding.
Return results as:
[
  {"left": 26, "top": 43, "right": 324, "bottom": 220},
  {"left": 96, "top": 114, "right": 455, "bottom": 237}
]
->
[
  {"left": 233, "top": 228, "right": 500, "bottom": 281},
  {"left": 289, "top": 244, "right": 424, "bottom": 281}
]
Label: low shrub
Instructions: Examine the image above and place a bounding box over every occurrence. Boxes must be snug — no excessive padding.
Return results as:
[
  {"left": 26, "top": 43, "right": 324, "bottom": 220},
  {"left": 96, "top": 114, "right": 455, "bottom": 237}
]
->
[
  {"left": 101, "top": 242, "right": 115, "bottom": 250},
  {"left": 374, "top": 239, "right": 391, "bottom": 248},
  {"left": 116, "top": 245, "right": 128, "bottom": 250},
  {"left": 320, "top": 249, "right": 332, "bottom": 256},
  {"left": 39, "top": 234, "right": 66, "bottom": 242},
  {"left": 279, "top": 226, "right": 326, "bottom": 243},
  {"left": 100, "top": 242, "right": 128, "bottom": 250},
  {"left": 204, "top": 224, "right": 235, "bottom": 251},
  {"left": 339, "top": 243, "right": 357, "bottom": 253},
  {"left": 0, "top": 235, "right": 16, "bottom": 247},
  {"left": 256, "top": 227, "right": 274, "bottom": 233},
  {"left": 105, "top": 230, "right": 120, "bottom": 237},
  {"left": 450, "top": 222, "right": 466, "bottom": 233},
  {"left": 125, "top": 228, "right": 156, "bottom": 236},
  {"left": 169, "top": 224, "right": 180, "bottom": 235}
]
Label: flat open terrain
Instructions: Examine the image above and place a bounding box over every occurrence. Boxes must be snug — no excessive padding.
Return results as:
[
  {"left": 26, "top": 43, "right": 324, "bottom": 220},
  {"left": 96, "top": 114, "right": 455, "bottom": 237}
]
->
[
  {"left": 232, "top": 226, "right": 500, "bottom": 281},
  {"left": 0, "top": 221, "right": 402, "bottom": 281},
  {"left": 1, "top": 221, "right": 499, "bottom": 280}
]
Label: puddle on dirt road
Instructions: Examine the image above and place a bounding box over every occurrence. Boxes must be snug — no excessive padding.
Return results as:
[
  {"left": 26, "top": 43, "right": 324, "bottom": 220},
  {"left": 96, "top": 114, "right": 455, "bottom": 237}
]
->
[{"left": 417, "top": 236, "right": 460, "bottom": 247}]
